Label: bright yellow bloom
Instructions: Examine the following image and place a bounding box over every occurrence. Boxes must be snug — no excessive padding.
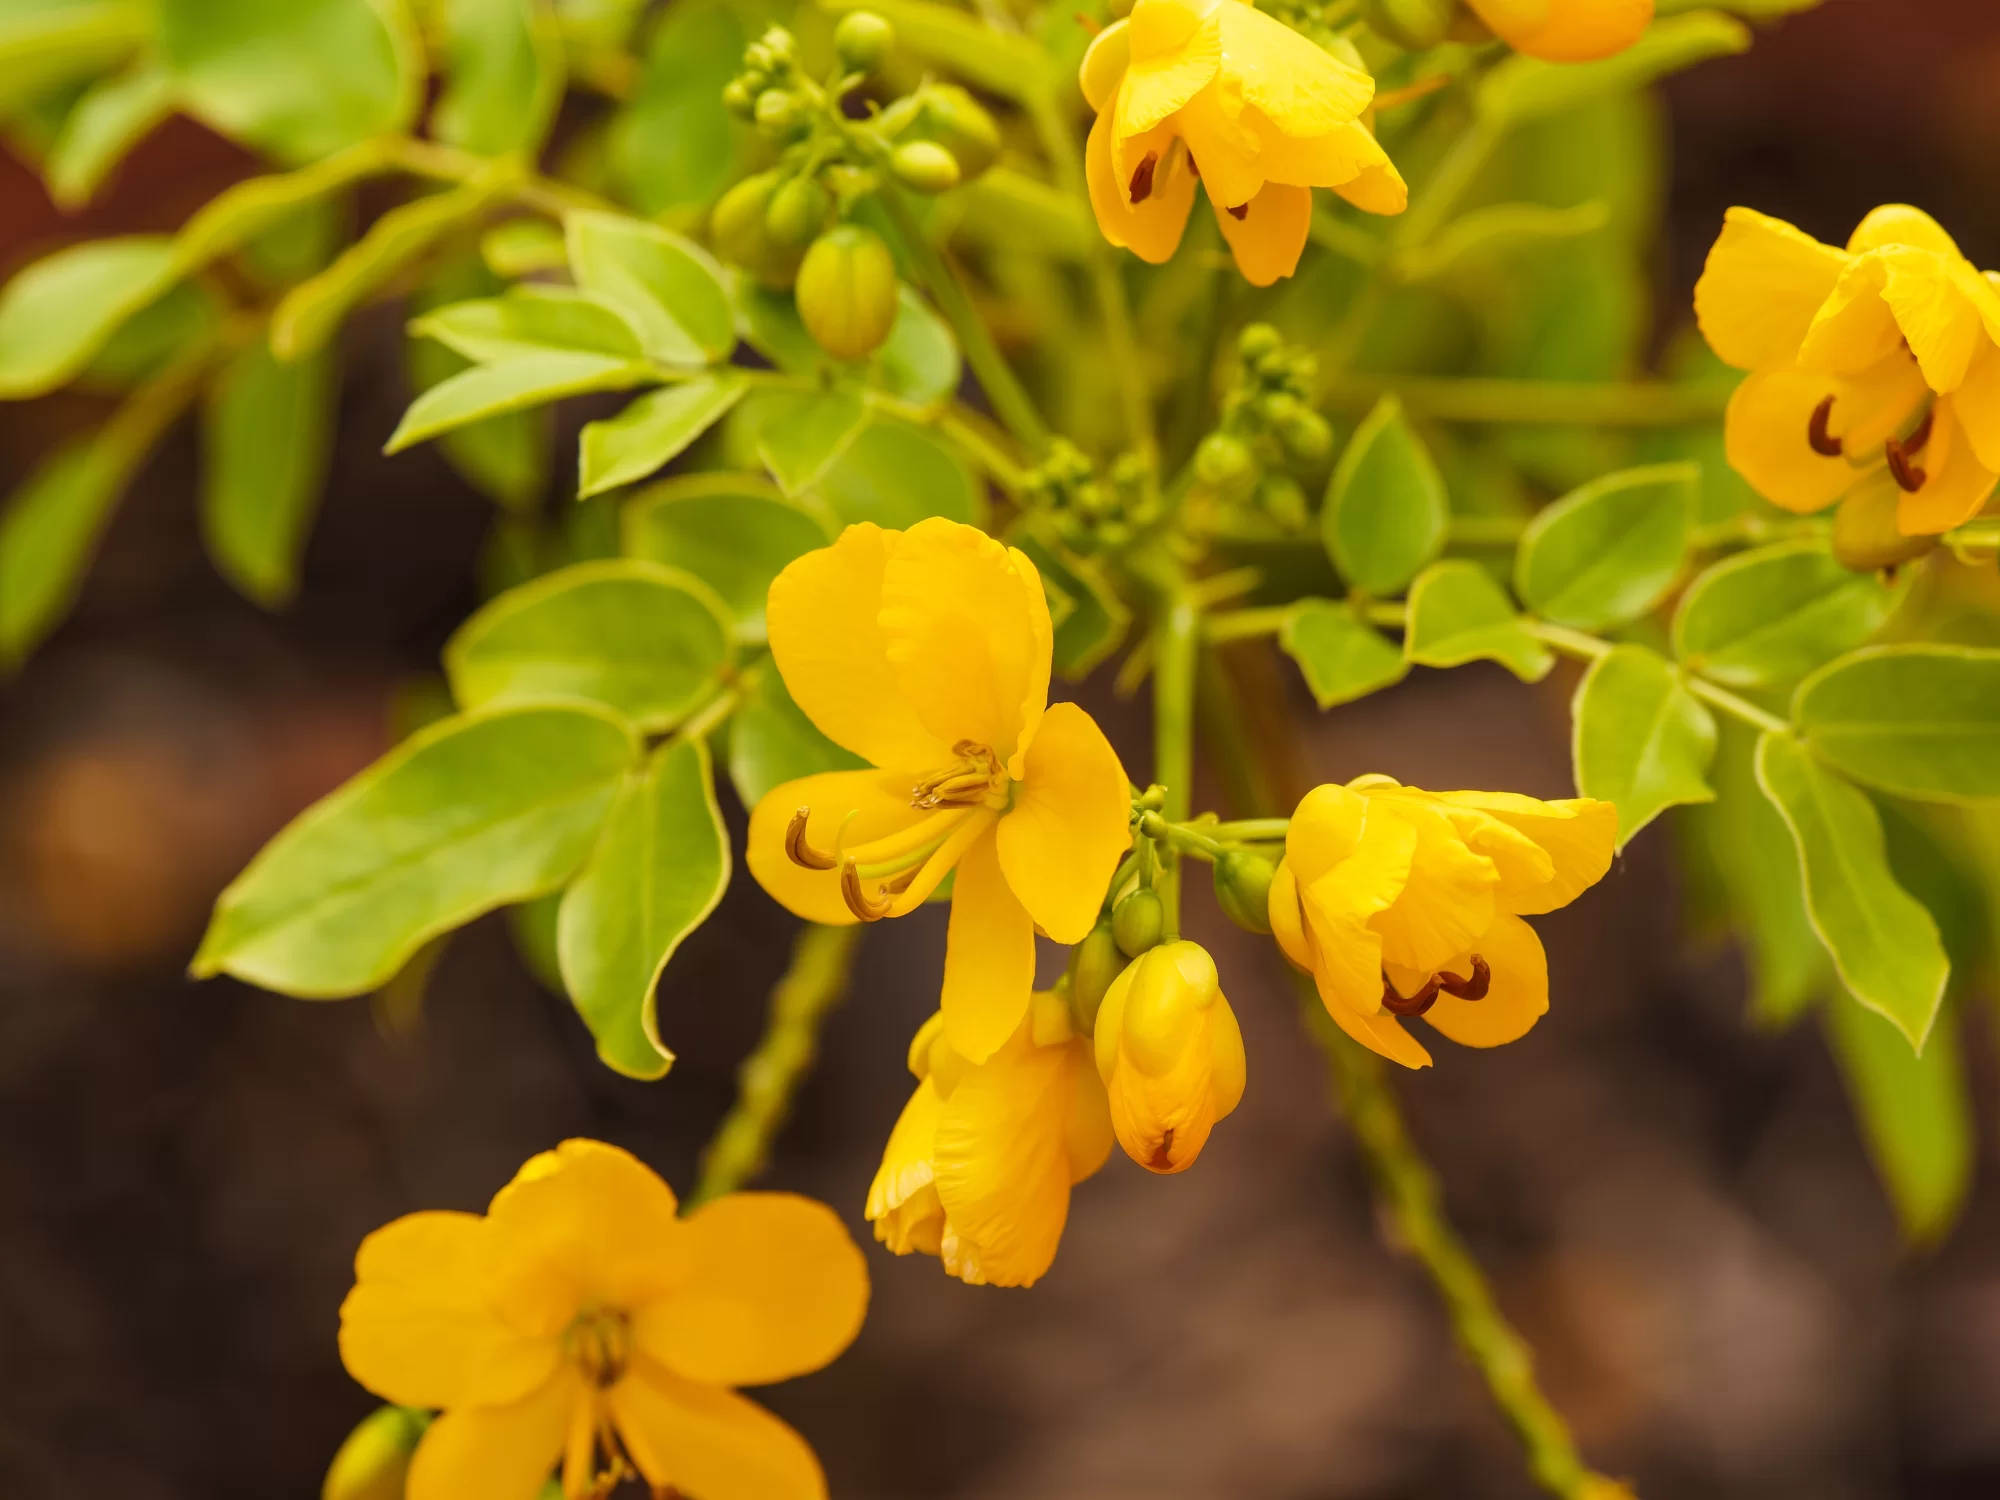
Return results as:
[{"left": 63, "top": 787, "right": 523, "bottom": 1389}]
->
[
  {"left": 1695, "top": 204, "right": 2000, "bottom": 537},
  {"left": 748, "top": 519, "right": 1131, "bottom": 1064},
  {"left": 1093, "top": 940, "right": 1245, "bottom": 1174},
  {"left": 868, "top": 992, "right": 1114, "bottom": 1287},
  {"left": 337, "top": 1140, "right": 867, "bottom": 1500},
  {"left": 1465, "top": 0, "right": 1653, "bottom": 62},
  {"left": 1079, "top": 0, "right": 1406, "bottom": 288},
  {"left": 1268, "top": 776, "right": 1615, "bottom": 1069}
]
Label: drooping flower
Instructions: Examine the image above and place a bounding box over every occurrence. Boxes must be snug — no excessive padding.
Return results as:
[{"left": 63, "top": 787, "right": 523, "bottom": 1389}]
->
[
  {"left": 1093, "top": 940, "right": 1245, "bottom": 1174},
  {"left": 1695, "top": 204, "right": 2000, "bottom": 538},
  {"left": 1079, "top": 0, "right": 1407, "bottom": 287},
  {"left": 868, "top": 992, "right": 1115, "bottom": 1287},
  {"left": 337, "top": 1139, "right": 867, "bottom": 1500},
  {"left": 1464, "top": 0, "right": 1654, "bottom": 62},
  {"left": 748, "top": 518, "right": 1131, "bottom": 1064},
  {"left": 1269, "top": 776, "right": 1615, "bottom": 1068}
]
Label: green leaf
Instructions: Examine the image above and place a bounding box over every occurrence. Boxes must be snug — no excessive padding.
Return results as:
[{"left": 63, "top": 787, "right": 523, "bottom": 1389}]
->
[
  {"left": 0, "top": 1, "right": 149, "bottom": 115},
  {"left": 81, "top": 280, "right": 218, "bottom": 387},
  {"left": 1793, "top": 646, "right": 2000, "bottom": 804},
  {"left": 814, "top": 416, "right": 979, "bottom": 526},
  {"left": 1823, "top": 996, "right": 1972, "bottom": 1245},
  {"left": 192, "top": 702, "right": 637, "bottom": 996},
  {"left": 727, "top": 664, "right": 866, "bottom": 809},
  {"left": 606, "top": 0, "right": 748, "bottom": 217},
  {"left": 0, "top": 439, "right": 124, "bottom": 664},
  {"left": 1571, "top": 644, "right": 1716, "bottom": 848},
  {"left": 565, "top": 211, "right": 733, "bottom": 367},
  {"left": 820, "top": 0, "right": 1052, "bottom": 103},
  {"left": 508, "top": 889, "right": 565, "bottom": 995},
  {"left": 433, "top": 0, "right": 564, "bottom": 158},
  {"left": 733, "top": 280, "right": 821, "bottom": 376},
  {"left": 875, "top": 286, "right": 960, "bottom": 408},
  {"left": 200, "top": 341, "right": 338, "bottom": 608},
  {"left": 173, "top": 142, "right": 395, "bottom": 272},
  {"left": 557, "top": 736, "right": 729, "bottom": 1079},
  {"left": 621, "top": 472, "right": 831, "bottom": 639},
  {"left": 1322, "top": 394, "right": 1446, "bottom": 596},
  {"left": 158, "top": 0, "right": 422, "bottom": 164},
  {"left": 1403, "top": 560, "right": 1554, "bottom": 681},
  {"left": 410, "top": 286, "right": 645, "bottom": 365},
  {"left": 408, "top": 253, "right": 550, "bottom": 511},
  {"left": 577, "top": 374, "right": 749, "bottom": 498},
  {"left": 1514, "top": 461, "right": 1695, "bottom": 630},
  {"left": 1010, "top": 527, "right": 1130, "bottom": 678},
  {"left": 445, "top": 558, "right": 734, "bottom": 729},
  {"left": 736, "top": 388, "right": 869, "bottom": 496},
  {"left": 1754, "top": 731, "right": 1949, "bottom": 1050},
  {"left": 481, "top": 218, "right": 569, "bottom": 278},
  {"left": 385, "top": 351, "right": 650, "bottom": 454},
  {"left": 1477, "top": 11, "right": 1752, "bottom": 128},
  {"left": 1281, "top": 599, "right": 1409, "bottom": 708},
  {"left": 1672, "top": 537, "right": 1908, "bottom": 689},
  {"left": 0, "top": 237, "right": 178, "bottom": 399},
  {"left": 43, "top": 62, "right": 174, "bottom": 210}
]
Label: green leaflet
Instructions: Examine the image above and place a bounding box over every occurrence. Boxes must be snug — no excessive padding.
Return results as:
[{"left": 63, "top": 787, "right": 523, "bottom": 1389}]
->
[
  {"left": 621, "top": 473, "right": 832, "bottom": 639},
  {"left": 1673, "top": 537, "right": 1907, "bottom": 689},
  {"left": 578, "top": 374, "right": 750, "bottom": 498},
  {"left": 411, "top": 286, "right": 646, "bottom": 365},
  {"left": 1403, "top": 560, "right": 1553, "bottom": 681},
  {"left": 0, "top": 237, "right": 179, "bottom": 399},
  {"left": 432, "top": 0, "right": 565, "bottom": 158},
  {"left": 1793, "top": 646, "right": 2000, "bottom": 804},
  {"left": 193, "top": 703, "right": 639, "bottom": 998},
  {"left": 727, "top": 665, "right": 867, "bottom": 809},
  {"left": 1571, "top": 644, "right": 1715, "bottom": 848},
  {"left": 736, "top": 387, "right": 869, "bottom": 496},
  {"left": 445, "top": 559, "right": 735, "bottom": 729},
  {"left": 876, "top": 286, "right": 960, "bottom": 408},
  {"left": 1281, "top": 600, "right": 1408, "bottom": 709},
  {"left": 386, "top": 351, "right": 651, "bottom": 454},
  {"left": 813, "top": 416, "right": 979, "bottom": 527},
  {"left": 0, "top": 1, "right": 150, "bottom": 116},
  {"left": 607, "top": 0, "right": 750, "bottom": 216},
  {"left": 565, "top": 211, "right": 734, "bottom": 367},
  {"left": 1514, "top": 461, "right": 1696, "bottom": 630},
  {"left": 44, "top": 62, "right": 175, "bottom": 209},
  {"left": 1323, "top": 394, "right": 1446, "bottom": 597},
  {"left": 558, "top": 737, "right": 730, "bottom": 1079}
]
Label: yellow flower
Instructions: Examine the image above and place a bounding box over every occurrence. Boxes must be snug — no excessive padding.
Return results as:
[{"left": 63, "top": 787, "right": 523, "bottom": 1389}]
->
[
  {"left": 1464, "top": 0, "right": 1653, "bottom": 62},
  {"left": 1695, "top": 204, "right": 2000, "bottom": 537},
  {"left": 1078, "top": 0, "right": 1406, "bottom": 288},
  {"left": 867, "top": 993, "right": 1114, "bottom": 1287},
  {"left": 337, "top": 1140, "right": 867, "bottom": 1500},
  {"left": 1268, "top": 776, "right": 1615, "bottom": 1069},
  {"left": 1093, "top": 940, "right": 1246, "bottom": 1174},
  {"left": 748, "top": 518, "right": 1131, "bottom": 1064}
]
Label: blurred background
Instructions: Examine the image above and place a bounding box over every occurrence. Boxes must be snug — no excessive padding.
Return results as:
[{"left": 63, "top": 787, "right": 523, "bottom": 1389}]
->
[{"left": 5, "top": 1, "right": 2000, "bottom": 1496}]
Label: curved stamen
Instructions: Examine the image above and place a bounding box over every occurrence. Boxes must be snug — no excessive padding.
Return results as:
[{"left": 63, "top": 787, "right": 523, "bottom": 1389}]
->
[
  {"left": 785, "top": 808, "right": 839, "bottom": 870},
  {"left": 1225, "top": 202, "right": 1249, "bottom": 221},
  {"left": 1903, "top": 407, "right": 1934, "bottom": 454},
  {"left": 1438, "top": 954, "right": 1490, "bottom": 1001},
  {"left": 1885, "top": 436, "right": 1927, "bottom": 492},
  {"left": 1128, "top": 152, "right": 1158, "bottom": 204},
  {"left": 841, "top": 860, "right": 895, "bottom": 921},
  {"left": 1380, "top": 955, "right": 1489, "bottom": 1016},
  {"left": 1807, "top": 395, "right": 1842, "bottom": 457},
  {"left": 842, "top": 807, "right": 968, "bottom": 870}
]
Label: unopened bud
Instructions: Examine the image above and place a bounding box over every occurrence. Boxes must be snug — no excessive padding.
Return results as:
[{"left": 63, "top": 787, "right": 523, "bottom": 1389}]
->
[
  {"left": 753, "top": 88, "right": 808, "bottom": 139},
  {"left": 1067, "top": 918, "right": 1124, "bottom": 1032},
  {"left": 1363, "top": 0, "right": 1455, "bottom": 50},
  {"left": 1832, "top": 476, "right": 1938, "bottom": 573},
  {"left": 1093, "top": 941, "right": 1246, "bottom": 1174},
  {"left": 1195, "top": 430, "right": 1254, "bottom": 488},
  {"left": 764, "top": 174, "right": 832, "bottom": 248},
  {"left": 721, "top": 77, "right": 759, "bottom": 120},
  {"left": 796, "top": 224, "right": 901, "bottom": 362},
  {"left": 712, "top": 171, "right": 806, "bottom": 287},
  {"left": 322, "top": 1406, "right": 428, "bottom": 1500},
  {"left": 1213, "top": 849, "right": 1275, "bottom": 934},
  {"left": 890, "top": 139, "right": 961, "bottom": 193},
  {"left": 834, "top": 10, "right": 896, "bottom": 73},
  {"left": 1257, "top": 472, "right": 1309, "bottom": 530},
  {"left": 913, "top": 84, "right": 1001, "bottom": 180},
  {"left": 1112, "top": 886, "right": 1164, "bottom": 957},
  {"left": 1237, "top": 322, "right": 1283, "bottom": 364},
  {"left": 1280, "top": 408, "right": 1333, "bottom": 464}
]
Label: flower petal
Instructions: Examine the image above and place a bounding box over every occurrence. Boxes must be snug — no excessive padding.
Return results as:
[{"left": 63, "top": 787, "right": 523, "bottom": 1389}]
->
[
  {"left": 1216, "top": 0, "right": 1373, "bottom": 135},
  {"left": 1284, "top": 780, "right": 1367, "bottom": 885},
  {"left": 1087, "top": 100, "right": 1197, "bottom": 265},
  {"left": 1421, "top": 913, "right": 1549, "bottom": 1048},
  {"left": 767, "top": 523, "right": 951, "bottom": 771},
  {"left": 1878, "top": 248, "right": 1983, "bottom": 392},
  {"left": 1430, "top": 792, "right": 1616, "bottom": 916},
  {"left": 1267, "top": 858, "right": 1314, "bottom": 971},
  {"left": 406, "top": 1370, "right": 578, "bottom": 1500},
  {"left": 1954, "top": 340, "right": 2000, "bottom": 473},
  {"left": 1064, "top": 1050, "right": 1117, "bottom": 1183},
  {"left": 1118, "top": 0, "right": 1222, "bottom": 135},
  {"left": 995, "top": 701, "right": 1131, "bottom": 944},
  {"left": 1848, "top": 204, "right": 1962, "bottom": 257},
  {"left": 879, "top": 518, "right": 1052, "bottom": 773},
  {"left": 1376, "top": 800, "right": 1500, "bottom": 975},
  {"left": 1899, "top": 395, "right": 2000, "bottom": 536},
  {"left": 1723, "top": 369, "right": 1856, "bottom": 515},
  {"left": 338, "top": 1211, "right": 558, "bottom": 1410},
  {"left": 1209, "top": 179, "right": 1311, "bottom": 287},
  {"left": 1323, "top": 991, "right": 1432, "bottom": 1068},
  {"left": 1080, "top": 16, "right": 1131, "bottom": 112},
  {"left": 1175, "top": 79, "right": 1263, "bottom": 208},
  {"left": 611, "top": 1362, "right": 827, "bottom": 1500},
  {"left": 941, "top": 828, "right": 1037, "bottom": 1062},
  {"left": 746, "top": 768, "right": 933, "bottom": 927},
  {"left": 1693, "top": 206, "right": 1847, "bottom": 372},
  {"left": 1469, "top": 0, "right": 1652, "bottom": 62},
  {"left": 866, "top": 1077, "right": 946, "bottom": 1256},
  {"left": 1799, "top": 253, "right": 1908, "bottom": 378},
  {"left": 1300, "top": 807, "right": 1416, "bottom": 1016}
]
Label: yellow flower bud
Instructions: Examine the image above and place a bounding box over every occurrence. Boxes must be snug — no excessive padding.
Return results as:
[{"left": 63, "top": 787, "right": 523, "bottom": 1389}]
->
[
  {"left": 890, "top": 140, "right": 962, "bottom": 194},
  {"left": 796, "top": 224, "right": 900, "bottom": 362},
  {"left": 322, "top": 1405, "right": 427, "bottom": 1500},
  {"left": 1464, "top": 0, "right": 1653, "bottom": 63},
  {"left": 1093, "top": 941, "right": 1246, "bottom": 1174}
]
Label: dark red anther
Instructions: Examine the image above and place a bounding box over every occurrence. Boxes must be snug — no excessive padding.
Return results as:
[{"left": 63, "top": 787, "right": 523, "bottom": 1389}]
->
[
  {"left": 1438, "top": 954, "right": 1490, "bottom": 1001},
  {"left": 1226, "top": 202, "right": 1249, "bottom": 221},
  {"left": 1903, "top": 407, "right": 1934, "bottom": 454},
  {"left": 1885, "top": 436, "right": 1927, "bottom": 492},
  {"left": 1807, "top": 395, "right": 1842, "bottom": 457},
  {"left": 1128, "top": 152, "right": 1158, "bottom": 204}
]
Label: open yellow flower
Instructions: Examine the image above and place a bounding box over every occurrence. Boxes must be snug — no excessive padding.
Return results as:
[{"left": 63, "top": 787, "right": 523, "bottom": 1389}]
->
[
  {"left": 748, "top": 518, "right": 1131, "bottom": 1064},
  {"left": 1093, "top": 940, "right": 1245, "bottom": 1174},
  {"left": 1269, "top": 776, "right": 1615, "bottom": 1069},
  {"left": 868, "top": 992, "right": 1114, "bottom": 1287},
  {"left": 1464, "top": 0, "right": 1653, "bottom": 62},
  {"left": 1079, "top": 0, "right": 1406, "bottom": 288},
  {"left": 337, "top": 1140, "right": 867, "bottom": 1500},
  {"left": 1695, "top": 204, "right": 2000, "bottom": 537}
]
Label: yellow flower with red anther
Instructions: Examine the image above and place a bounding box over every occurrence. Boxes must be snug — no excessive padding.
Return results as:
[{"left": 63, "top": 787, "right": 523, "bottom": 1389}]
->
[
  {"left": 1695, "top": 204, "right": 2000, "bottom": 538},
  {"left": 336, "top": 1139, "right": 867, "bottom": 1500},
  {"left": 1093, "top": 940, "right": 1246, "bottom": 1174},
  {"left": 868, "top": 993, "right": 1115, "bottom": 1287},
  {"left": 1268, "top": 776, "right": 1616, "bottom": 1069},
  {"left": 1078, "top": 0, "right": 1406, "bottom": 287},
  {"left": 747, "top": 518, "right": 1132, "bottom": 1065},
  {"left": 1464, "top": 0, "right": 1654, "bottom": 62}
]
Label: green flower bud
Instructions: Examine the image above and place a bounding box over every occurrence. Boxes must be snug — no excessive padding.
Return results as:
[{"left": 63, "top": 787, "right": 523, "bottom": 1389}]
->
[
  {"left": 721, "top": 77, "right": 759, "bottom": 120},
  {"left": 1280, "top": 408, "right": 1333, "bottom": 464},
  {"left": 1257, "top": 472, "right": 1309, "bottom": 530},
  {"left": 890, "top": 139, "right": 961, "bottom": 193},
  {"left": 1066, "top": 918, "right": 1124, "bottom": 1033},
  {"left": 834, "top": 10, "right": 896, "bottom": 73},
  {"left": 1112, "top": 886, "right": 1164, "bottom": 958},
  {"left": 764, "top": 173, "right": 832, "bottom": 248},
  {"left": 754, "top": 88, "right": 808, "bottom": 140},
  {"left": 796, "top": 224, "right": 901, "bottom": 362},
  {"left": 913, "top": 84, "right": 1001, "bottom": 180},
  {"left": 1832, "top": 476, "right": 1938, "bottom": 573},
  {"left": 322, "top": 1406, "right": 428, "bottom": 1500},
  {"left": 1237, "top": 322, "right": 1283, "bottom": 364},
  {"left": 712, "top": 171, "right": 805, "bottom": 287},
  {"left": 758, "top": 26, "right": 797, "bottom": 62},
  {"left": 1213, "top": 849, "right": 1275, "bottom": 934},
  {"left": 1363, "top": 0, "right": 1454, "bottom": 50},
  {"left": 1195, "top": 430, "right": 1255, "bottom": 488},
  {"left": 743, "top": 42, "right": 774, "bottom": 73},
  {"left": 1256, "top": 389, "right": 1302, "bottom": 426}
]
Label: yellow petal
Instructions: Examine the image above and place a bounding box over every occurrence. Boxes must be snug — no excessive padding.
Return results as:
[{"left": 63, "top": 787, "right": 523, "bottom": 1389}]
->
[
  {"left": 338, "top": 1211, "right": 558, "bottom": 1410},
  {"left": 1848, "top": 203, "right": 1962, "bottom": 257},
  {"left": 634, "top": 1193, "right": 868, "bottom": 1389},
  {"left": 1799, "top": 253, "right": 1909, "bottom": 378},
  {"left": 1954, "top": 339, "right": 2000, "bottom": 473},
  {"left": 994, "top": 701, "right": 1131, "bottom": 944},
  {"left": 1284, "top": 780, "right": 1367, "bottom": 885},
  {"left": 482, "top": 1140, "right": 691, "bottom": 1335},
  {"left": 611, "top": 1361, "right": 827, "bottom": 1500},
  {"left": 1175, "top": 79, "right": 1263, "bottom": 208},
  {"left": 1899, "top": 395, "right": 2000, "bottom": 535},
  {"left": 1300, "top": 807, "right": 1416, "bottom": 1016},
  {"left": 879, "top": 518, "right": 1052, "bottom": 772},
  {"left": 941, "top": 827, "right": 1036, "bottom": 1063},
  {"left": 406, "top": 1369, "right": 578, "bottom": 1500},
  {"left": 866, "top": 1077, "right": 946, "bottom": 1256},
  {"left": 1375, "top": 799, "right": 1500, "bottom": 975},
  {"left": 1420, "top": 913, "right": 1549, "bottom": 1048},
  {"left": 1267, "top": 858, "right": 1314, "bottom": 971},
  {"left": 1723, "top": 368, "right": 1856, "bottom": 515},
  {"left": 1118, "top": 0, "right": 1222, "bottom": 135},
  {"left": 766, "top": 524, "right": 951, "bottom": 772},
  {"left": 1430, "top": 792, "right": 1616, "bottom": 916},
  {"left": 747, "top": 768, "right": 933, "bottom": 927},
  {"left": 1088, "top": 95, "right": 1197, "bottom": 265},
  {"left": 1214, "top": 0, "right": 1374, "bottom": 136},
  {"left": 1877, "top": 248, "right": 1982, "bottom": 392},
  {"left": 1080, "top": 16, "right": 1131, "bottom": 112},
  {"left": 1692, "top": 207, "right": 1847, "bottom": 372},
  {"left": 1209, "top": 179, "right": 1311, "bottom": 287},
  {"left": 1323, "top": 989, "right": 1432, "bottom": 1068},
  {"left": 1468, "top": 0, "right": 1652, "bottom": 61},
  {"left": 1064, "top": 1047, "right": 1117, "bottom": 1182}
]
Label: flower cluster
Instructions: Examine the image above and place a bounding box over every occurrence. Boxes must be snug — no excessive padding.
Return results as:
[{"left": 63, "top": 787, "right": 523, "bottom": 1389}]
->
[{"left": 1194, "top": 322, "right": 1335, "bottom": 531}]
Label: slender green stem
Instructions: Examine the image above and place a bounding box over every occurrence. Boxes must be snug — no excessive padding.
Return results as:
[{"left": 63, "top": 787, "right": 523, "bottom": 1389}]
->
[
  {"left": 689, "top": 924, "right": 863, "bottom": 1207},
  {"left": 1150, "top": 576, "right": 1200, "bottom": 943},
  {"left": 1204, "top": 604, "right": 1292, "bottom": 642},
  {"left": 1137, "top": 811, "right": 1228, "bottom": 861},
  {"left": 1522, "top": 619, "right": 1612, "bottom": 662},
  {"left": 1317, "top": 373, "right": 1731, "bottom": 426},
  {"left": 1208, "top": 817, "right": 1290, "bottom": 842},
  {"left": 1685, "top": 676, "right": 1790, "bottom": 736}
]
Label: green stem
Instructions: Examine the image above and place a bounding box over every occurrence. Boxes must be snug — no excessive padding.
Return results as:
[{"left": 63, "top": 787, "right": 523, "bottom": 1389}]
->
[
  {"left": 1518, "top": 620, "right": 1790, "bottom": 735},
  {"left": 1318, "top": 373, "right": 1730, "bottom": 426},
  {"left": 1208, "top": 817, "right": 1290, "bottom": 842},
  {"left": 689, "top": 924, "right": 863, "bottom": 1207},
  {"left": 1204, "top": 604, "right": 1291, "bottom": 642},
  {"left": 1150, "top": 575, "right": 1200, "bottom": 942}
]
